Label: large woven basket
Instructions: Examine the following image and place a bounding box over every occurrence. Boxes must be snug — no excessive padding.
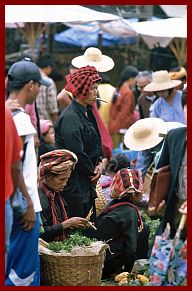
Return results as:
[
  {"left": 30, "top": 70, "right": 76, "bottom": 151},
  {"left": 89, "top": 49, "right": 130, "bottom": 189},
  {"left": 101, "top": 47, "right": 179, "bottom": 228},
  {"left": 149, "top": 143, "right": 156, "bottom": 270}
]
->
[
  {"left": 39, "top": 239, "right": 108, "bottom": 286},
  {"left": 95, "top": 180, "right": 107, "bottom": 216}
]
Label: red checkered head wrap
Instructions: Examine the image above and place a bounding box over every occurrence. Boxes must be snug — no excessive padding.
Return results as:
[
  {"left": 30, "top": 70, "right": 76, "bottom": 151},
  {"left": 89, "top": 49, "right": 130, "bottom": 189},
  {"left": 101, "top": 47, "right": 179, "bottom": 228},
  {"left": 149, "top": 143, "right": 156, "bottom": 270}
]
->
[
  {"left": 110, "top": 168, "right": 143, "bottom": 199},
  {"left": 39, "top": 149, "right": 78, "bottom": 180},
  {"left": 65, "top": 65, "right": 102, "bottom": 100}
]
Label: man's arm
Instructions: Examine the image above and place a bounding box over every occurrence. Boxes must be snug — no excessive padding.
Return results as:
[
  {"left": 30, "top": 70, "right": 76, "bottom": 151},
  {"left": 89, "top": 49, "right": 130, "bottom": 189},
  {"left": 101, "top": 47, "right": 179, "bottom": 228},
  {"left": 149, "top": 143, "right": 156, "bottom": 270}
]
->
[{"left": 11, "top": 161, "right": 36, "bottom": 231}]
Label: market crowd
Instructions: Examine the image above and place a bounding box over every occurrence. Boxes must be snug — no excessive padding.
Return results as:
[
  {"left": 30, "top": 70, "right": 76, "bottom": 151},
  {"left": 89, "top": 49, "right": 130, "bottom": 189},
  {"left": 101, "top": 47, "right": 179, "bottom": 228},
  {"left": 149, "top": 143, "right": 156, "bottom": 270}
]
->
[{"left": 5, "top": 47, "right": 187, "bottom": 286}]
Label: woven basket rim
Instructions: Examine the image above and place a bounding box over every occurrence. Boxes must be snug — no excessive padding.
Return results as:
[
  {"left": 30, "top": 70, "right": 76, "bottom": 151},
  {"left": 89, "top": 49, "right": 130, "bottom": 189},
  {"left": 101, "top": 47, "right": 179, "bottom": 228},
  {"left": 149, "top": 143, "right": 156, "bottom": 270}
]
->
[{"left": 39, "top": 238, "right": 109, "bottom": 258}]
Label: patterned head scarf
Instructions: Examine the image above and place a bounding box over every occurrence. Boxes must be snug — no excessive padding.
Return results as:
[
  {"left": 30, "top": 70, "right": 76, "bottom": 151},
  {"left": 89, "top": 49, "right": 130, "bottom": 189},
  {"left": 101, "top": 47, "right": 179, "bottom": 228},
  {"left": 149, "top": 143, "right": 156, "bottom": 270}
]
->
[
  {"left": 65, "top": 65, "right": 102, "bottom": 100},
  {"left": 39, "top": 149, "right": 78, "bottom": 180},
  {"left": 110, "top": 168, "right": 143, "bottom": 199}
]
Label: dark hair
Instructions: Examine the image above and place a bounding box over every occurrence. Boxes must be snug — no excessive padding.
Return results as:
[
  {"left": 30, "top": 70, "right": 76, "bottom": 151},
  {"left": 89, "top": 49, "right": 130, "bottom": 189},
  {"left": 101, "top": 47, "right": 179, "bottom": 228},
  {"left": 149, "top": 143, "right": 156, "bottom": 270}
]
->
[
  {"left": 120, "top": 65, "right": 139, "bottom": 85},
  {"left": 6, "top": 79, "right": 30, "bottom": 96},
  {"left": 107, "top": 153, "right": 130, "bottom": 173},
  {"left": 36, "top": 54, "right": 55, "bottom": 68},
  {"left": 112, "top": 66, "right": 138, "bottom": 103},
  {"left": 69, "top": 64, "right": 77, "bottom": 70},
  {"left": 99, "top": 72, "right": 110, "bottom": 84},
  {"left": 181, "top": 87, "right": 187, "bottom": 107}
]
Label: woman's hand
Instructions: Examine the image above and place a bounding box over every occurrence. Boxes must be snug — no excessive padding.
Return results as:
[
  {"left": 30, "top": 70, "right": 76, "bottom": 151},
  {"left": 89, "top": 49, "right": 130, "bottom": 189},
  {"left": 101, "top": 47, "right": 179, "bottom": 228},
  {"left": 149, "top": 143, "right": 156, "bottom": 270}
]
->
[
  {"left": 62, "top": 217, "right": 90, "bottom": 229},
  {"left": 89, "top": 163, "right": 102, "bottom": 184}
]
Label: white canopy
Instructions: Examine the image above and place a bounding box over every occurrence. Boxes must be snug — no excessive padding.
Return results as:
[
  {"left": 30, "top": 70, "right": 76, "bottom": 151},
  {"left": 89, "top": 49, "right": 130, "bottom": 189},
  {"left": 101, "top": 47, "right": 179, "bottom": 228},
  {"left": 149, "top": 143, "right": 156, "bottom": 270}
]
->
[
  {"left": 5, "top": 5, "right": 121, "bottom": 24},
  {"left": 159, "top": 5, "right": 187, "bottom": 18},
  {"left": 129, "top": 17, "right": 187, "bottom": 65},
  {"left": 5, "top": 5, "right": 136, "bottom": 37},
  {"left": 129, "top": 17, "right": 187, "bottom": 48}
]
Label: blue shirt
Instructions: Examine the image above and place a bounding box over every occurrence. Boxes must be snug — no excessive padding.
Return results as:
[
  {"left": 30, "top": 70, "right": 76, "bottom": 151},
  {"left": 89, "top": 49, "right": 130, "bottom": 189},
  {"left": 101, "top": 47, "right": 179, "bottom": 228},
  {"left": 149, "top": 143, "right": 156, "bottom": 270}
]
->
[{"left": 150, "top": 91, "right": 186, "bottom": 124}]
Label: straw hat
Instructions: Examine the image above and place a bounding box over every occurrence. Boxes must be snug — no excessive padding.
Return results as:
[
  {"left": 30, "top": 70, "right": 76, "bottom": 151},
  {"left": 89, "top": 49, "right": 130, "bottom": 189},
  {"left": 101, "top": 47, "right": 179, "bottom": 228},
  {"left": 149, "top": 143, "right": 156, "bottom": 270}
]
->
[
  {"left": 168, "top": 67, "right": 187, "bottom": 80},
  {"left": 71, "top": 47, "right": 114, "bottom": 72},
  {"left": 144, "top": 70, "right": 181, "bottom": 92},
  {"left": 124, "top": 118, "right": 168, "bottom": 151}
]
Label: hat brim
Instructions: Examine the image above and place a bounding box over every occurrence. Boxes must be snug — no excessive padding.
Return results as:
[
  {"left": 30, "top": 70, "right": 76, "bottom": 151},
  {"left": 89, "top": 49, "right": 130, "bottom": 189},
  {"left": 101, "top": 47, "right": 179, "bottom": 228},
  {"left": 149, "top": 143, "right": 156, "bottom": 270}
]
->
[
  {"left": 71, "top": 55, "right": 114, "bottom": 72},
  {"left": 124, "top": 118, "right": 168, "bottom": 151},
  {"left": 169, "top": 67, "right": 187, "bottom": 80},
  {"left": 39, "top": 78, "right": 52, "bottom": 87},
  {"left": 144, "top": 80, "right": 181, "bottom": 92}
]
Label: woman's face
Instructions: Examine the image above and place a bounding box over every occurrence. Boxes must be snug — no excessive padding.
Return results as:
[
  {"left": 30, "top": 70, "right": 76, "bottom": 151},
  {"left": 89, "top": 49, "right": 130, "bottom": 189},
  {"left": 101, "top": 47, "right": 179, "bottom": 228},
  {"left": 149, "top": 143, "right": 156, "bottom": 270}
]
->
[
  {"left": 155, "top": 89, "right": 169, "bottom": 99},
  {"left": 84, "top": 82, "right": 99, "bottom": 106},
  {"left": 46, "top": 170, "right": 72, "bottom": 192}
]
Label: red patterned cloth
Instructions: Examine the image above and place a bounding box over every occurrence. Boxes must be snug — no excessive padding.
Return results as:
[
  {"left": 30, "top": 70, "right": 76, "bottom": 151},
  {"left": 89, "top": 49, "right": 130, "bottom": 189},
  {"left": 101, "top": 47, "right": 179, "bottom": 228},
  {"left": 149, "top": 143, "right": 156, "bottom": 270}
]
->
[
  {"left": 39, "top": 181, "right": 68, "bottom": 241},
  {"left": 65, "top": 66, "right": 102, "bottom": 100},
  {"left": 110, "top": 168, "right": 143, "bottom": 199},
  {"left": 39, "top": 149, "right": 78, "bottom": 179}
]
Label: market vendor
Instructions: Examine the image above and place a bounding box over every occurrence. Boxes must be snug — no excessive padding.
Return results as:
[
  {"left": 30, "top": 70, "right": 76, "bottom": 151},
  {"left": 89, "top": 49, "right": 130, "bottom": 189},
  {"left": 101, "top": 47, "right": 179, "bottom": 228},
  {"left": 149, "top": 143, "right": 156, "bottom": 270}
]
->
[
  {"left": 93, "top": 168, "right": 150, "bottom": 279},
  {"left": 38, "top": 149, "right": 90, "bottom": 242}
]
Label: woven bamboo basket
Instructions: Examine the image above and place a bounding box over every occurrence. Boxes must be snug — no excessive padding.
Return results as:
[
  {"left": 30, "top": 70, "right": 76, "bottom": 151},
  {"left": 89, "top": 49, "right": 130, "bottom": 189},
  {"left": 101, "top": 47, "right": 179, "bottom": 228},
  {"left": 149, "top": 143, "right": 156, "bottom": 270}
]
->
[
  {"left": 95, "top": 181, "right": 107, "bottom": 216},
  {"left": 39, "top": 238, "right": 108, "bottom": 286}
]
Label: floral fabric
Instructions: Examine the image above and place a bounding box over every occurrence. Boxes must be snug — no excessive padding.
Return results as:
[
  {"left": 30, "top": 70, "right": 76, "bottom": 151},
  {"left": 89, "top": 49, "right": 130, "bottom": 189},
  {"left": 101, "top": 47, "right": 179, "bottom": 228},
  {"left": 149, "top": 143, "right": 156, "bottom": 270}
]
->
[{"left": 149, "top": 224, "right": 187, "bottom": 286}]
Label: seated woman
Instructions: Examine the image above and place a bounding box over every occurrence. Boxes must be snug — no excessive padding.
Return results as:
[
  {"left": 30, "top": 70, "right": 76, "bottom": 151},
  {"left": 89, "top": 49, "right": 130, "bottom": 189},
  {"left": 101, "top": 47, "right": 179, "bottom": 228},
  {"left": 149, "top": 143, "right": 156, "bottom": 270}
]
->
[
  {"left": 94, "top": 168, "right": 149, "bottom": 279},
  {"left": 99, "top": 153, "right": 131, "bottom": 204},
  {"left": 38, "top": 149, "right": 90, "bottom": 242}
]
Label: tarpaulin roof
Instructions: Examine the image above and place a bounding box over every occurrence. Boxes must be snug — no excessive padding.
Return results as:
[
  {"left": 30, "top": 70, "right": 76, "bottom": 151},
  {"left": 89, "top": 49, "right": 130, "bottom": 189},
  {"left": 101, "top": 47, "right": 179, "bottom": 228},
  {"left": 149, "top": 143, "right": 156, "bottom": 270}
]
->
[{"left": 54, "top": 27, "right": 136, "bottom": 47}]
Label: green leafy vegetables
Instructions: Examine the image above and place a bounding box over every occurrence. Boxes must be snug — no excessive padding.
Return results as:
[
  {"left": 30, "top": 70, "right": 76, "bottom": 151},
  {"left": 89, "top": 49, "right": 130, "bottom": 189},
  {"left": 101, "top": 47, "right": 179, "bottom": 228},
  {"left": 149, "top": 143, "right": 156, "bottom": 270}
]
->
[{"left": 48, "top": 232, "right": 97, "bottom": 253}]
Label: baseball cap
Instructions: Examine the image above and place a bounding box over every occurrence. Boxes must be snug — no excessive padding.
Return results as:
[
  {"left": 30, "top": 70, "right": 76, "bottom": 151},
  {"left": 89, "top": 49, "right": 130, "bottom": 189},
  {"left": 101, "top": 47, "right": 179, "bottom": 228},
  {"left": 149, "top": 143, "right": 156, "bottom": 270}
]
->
[{"left": 8, "top": 60, "right": 51, "bottom": 87}]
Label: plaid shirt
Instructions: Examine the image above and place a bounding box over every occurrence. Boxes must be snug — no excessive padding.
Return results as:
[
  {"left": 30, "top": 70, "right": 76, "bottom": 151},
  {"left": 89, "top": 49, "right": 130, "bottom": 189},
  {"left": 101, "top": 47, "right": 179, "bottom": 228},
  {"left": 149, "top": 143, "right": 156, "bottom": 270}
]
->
[{"left": 36, "top": 70, "right": 58, "bottom": 120}]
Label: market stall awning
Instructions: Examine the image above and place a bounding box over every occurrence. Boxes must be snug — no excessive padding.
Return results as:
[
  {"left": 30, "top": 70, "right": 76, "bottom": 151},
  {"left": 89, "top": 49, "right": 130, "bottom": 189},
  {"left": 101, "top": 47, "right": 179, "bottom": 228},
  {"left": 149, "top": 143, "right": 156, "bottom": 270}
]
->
[
  {"left": 5, "top": 5, "right": 121, "bottom": 24},
  {"left": 159, "top": 5, "right": 187, "bottom": 18},
  {"left": 129, "top": 17, "right": 187, "bottom": 65}
]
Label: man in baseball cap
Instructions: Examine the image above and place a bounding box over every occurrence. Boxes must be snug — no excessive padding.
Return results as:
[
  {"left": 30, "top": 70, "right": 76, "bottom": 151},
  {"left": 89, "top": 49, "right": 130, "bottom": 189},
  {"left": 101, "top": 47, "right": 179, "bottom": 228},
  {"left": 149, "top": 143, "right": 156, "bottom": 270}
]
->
[{"left": 5, "top": 59, "right": 51, "bottom": 286}]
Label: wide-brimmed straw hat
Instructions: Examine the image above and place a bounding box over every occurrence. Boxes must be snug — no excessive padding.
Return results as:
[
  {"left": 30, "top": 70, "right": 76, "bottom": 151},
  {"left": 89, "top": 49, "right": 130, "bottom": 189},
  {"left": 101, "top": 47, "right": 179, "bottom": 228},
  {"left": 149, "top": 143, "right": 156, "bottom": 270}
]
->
[
  {"left": 144, "top": 70, "right": 181, "bottom": 92},
  {"left": 124, "top": 118, "right": 168, "bottom": 151},
  {"left": 168, "top": 66, "right": 187, "bottom": 80},
  {"left": 71, "top": 47, "right": 114, "bottom": 72}
]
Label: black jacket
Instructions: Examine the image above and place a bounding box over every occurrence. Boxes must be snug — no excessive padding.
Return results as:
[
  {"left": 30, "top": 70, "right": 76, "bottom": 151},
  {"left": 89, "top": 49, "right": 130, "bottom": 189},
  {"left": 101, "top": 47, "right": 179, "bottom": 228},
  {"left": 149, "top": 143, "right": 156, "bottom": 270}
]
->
[
  {"left": 156, "top": 127, "right": 186, "bottom": 236},
  {"left": 94, "top": 197, "right": 139, "bottom": 276},
  {"left": 54, "top": 99, "right": 103, "bottom": 204}
]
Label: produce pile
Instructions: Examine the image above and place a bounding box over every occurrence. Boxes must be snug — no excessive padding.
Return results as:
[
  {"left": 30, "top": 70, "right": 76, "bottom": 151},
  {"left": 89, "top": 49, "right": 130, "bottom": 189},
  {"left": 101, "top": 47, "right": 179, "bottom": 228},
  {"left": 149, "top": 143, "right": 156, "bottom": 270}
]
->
[
  {"left": 114, "top": 271, "right": 149, "bottom": 286},
  {"left": 48, "top": 232, "right": 97, "bottom": 253}
]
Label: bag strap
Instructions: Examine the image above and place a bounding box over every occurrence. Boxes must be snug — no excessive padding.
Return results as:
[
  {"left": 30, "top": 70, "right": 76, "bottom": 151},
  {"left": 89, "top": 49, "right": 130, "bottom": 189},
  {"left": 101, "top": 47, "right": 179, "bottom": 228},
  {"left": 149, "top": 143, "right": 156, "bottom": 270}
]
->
[
  {"left": 13, "top": 109, "right": 28, "bottom": 166},
  {"left": 99, "top": 202, "right": 143, "bottom": 232}
]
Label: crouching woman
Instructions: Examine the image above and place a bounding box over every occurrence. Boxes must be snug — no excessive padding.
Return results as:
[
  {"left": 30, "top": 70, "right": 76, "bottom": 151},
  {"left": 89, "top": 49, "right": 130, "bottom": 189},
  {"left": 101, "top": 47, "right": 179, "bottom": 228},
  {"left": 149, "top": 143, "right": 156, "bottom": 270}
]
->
[
  {"left": 94, "top": 168, "right": 149, "bottom": 279},
  {"left": 38, "top": 149, "right": 89, "bottom": 242}
]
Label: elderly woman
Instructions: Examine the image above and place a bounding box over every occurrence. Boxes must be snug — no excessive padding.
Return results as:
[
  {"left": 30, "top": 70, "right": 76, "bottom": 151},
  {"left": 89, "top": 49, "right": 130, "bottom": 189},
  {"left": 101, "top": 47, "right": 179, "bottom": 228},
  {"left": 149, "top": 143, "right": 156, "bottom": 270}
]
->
[
  {"left": 93, "top": 168, "right": 149, "bottom": 279},
  {"left": 54, "top": 66, "right": 103, "bottom": 223},
  {"left": 38, "top": 149, "right": 90, "bottom": 242}
]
